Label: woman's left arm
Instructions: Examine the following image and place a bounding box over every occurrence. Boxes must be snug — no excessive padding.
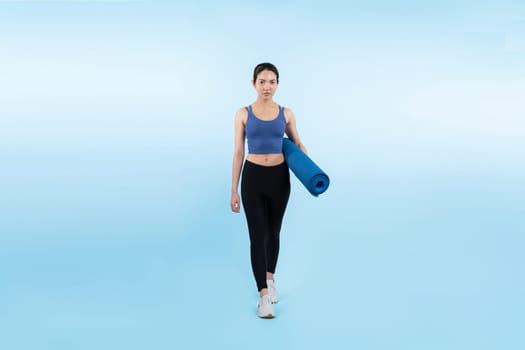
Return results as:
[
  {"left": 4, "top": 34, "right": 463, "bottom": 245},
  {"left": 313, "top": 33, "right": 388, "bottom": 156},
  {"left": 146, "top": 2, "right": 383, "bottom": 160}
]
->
[{"left": 284, "top": 108, "right": 307, "bottom": 154}]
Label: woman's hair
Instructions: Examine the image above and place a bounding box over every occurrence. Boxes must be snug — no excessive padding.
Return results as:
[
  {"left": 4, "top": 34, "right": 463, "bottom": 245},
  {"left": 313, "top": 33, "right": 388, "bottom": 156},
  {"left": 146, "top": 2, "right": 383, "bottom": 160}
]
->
[{"left": 253, "top": 62, "right": 279, "bottom": 83}]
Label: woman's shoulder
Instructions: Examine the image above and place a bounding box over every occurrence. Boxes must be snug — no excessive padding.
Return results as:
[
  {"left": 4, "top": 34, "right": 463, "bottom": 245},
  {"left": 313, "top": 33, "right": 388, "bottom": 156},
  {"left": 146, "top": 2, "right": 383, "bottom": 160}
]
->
[
  {"left": 235, "top": 106, "right": 249, "bottom": 122},
  {"left": 283, "top": 106, "right": 295, "bottom": 123},
  {"left": 236, "top": 106, "right": 250, "bottom": 114}
]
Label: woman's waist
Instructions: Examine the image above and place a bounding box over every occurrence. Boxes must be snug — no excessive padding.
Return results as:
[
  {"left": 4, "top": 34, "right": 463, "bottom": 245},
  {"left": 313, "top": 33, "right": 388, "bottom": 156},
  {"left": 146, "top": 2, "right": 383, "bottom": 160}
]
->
[{"left": 246, "top": 153, "right": 285, "bottom": 167}]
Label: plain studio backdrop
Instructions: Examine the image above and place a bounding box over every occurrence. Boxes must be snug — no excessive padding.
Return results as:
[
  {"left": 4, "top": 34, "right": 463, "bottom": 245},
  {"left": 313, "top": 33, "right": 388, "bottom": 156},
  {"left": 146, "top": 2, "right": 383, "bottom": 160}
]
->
[{"left": 0, "top": 1, "right": 523, "bottom": 349}]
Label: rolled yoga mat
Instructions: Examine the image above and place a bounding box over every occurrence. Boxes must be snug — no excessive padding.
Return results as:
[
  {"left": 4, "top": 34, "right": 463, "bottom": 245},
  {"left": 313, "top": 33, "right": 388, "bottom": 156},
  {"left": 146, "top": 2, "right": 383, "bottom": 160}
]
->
[{"left": 282, "top": 138, "right": 330, "bottom": 196}]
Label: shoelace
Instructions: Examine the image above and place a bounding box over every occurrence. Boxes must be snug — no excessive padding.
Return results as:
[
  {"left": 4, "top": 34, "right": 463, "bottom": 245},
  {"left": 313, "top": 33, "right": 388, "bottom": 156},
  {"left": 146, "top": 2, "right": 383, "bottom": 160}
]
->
[
  {"left": 269, "top": 284, "right": 276, "bottom": 295},
  {"left": 259, "top": 295, "right": 271, "bottom": 306}
]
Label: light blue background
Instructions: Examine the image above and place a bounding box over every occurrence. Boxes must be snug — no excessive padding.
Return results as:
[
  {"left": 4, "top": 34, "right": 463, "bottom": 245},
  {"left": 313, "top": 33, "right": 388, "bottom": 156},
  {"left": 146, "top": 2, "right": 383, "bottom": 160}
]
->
[{"left": 1, "top": 1, "right": 524, "bottom": 349}]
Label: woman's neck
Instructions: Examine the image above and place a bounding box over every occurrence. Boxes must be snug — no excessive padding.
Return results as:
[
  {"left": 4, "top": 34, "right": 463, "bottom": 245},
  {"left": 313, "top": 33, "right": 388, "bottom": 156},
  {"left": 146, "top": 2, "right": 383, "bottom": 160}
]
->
[{"left": 253, "top": 99, "right": 277, "bottom": 108}]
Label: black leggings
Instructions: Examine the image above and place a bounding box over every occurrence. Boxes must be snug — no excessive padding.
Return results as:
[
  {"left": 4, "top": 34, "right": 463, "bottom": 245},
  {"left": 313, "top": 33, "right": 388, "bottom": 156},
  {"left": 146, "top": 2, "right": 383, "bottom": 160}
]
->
[{"left": 241, "top": 160, "right": 290, "bottom": 291}]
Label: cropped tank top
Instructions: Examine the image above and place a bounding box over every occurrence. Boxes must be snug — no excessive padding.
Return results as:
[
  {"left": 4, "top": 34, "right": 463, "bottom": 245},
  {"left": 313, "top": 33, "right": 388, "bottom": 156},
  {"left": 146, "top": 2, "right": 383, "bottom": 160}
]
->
[{"left": 245, "top": 105, "right": 286, "bottom": 154}]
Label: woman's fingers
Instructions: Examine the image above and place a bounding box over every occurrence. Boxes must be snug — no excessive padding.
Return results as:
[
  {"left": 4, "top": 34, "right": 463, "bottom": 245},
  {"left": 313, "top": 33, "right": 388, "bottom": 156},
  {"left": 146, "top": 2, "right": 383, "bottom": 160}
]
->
[{"left": 231, "top": 200, "right": 240, "bottom": 212}]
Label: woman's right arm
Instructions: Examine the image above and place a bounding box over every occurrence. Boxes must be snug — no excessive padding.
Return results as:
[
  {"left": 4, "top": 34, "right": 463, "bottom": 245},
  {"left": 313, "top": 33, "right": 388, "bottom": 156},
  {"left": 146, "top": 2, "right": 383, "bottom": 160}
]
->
[{"left": 230, "top": 108, "right": 246, "bottom": 213}]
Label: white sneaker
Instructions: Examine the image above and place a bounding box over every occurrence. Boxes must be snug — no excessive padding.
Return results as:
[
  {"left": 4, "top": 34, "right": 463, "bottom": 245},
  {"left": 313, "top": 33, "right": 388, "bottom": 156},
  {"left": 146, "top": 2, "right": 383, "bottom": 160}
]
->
[
  {"left": 267, "top": 279, "right": 279, "bottom": 304},
  {"left": 257, "top": 294, "right": 275, "bottom": 318}
]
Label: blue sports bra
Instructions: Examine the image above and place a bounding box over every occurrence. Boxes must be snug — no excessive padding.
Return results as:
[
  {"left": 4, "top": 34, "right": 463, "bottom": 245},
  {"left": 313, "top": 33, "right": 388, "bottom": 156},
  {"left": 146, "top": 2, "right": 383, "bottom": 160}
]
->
[{"left": 245, "top": 105, "right": 286, "bottom": 154}]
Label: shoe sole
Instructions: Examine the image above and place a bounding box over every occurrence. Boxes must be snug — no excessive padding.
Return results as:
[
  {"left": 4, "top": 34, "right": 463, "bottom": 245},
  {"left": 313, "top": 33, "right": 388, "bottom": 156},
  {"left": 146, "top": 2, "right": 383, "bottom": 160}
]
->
[{"left": 259, "top": 314, "right": 274, "bottom": 319}]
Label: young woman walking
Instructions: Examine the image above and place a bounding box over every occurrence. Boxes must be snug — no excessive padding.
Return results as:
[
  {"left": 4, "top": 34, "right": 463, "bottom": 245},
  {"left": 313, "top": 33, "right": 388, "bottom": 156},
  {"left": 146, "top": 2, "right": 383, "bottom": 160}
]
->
[{"left": 230, "top": 62, "right": 307, "bottom": 318}]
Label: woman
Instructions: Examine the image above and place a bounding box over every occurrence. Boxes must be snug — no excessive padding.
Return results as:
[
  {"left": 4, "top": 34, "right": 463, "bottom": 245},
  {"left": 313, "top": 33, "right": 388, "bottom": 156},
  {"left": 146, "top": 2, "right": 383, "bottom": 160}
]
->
[{"left": 230, "top": 62, "right": 307, "bottom": 318}]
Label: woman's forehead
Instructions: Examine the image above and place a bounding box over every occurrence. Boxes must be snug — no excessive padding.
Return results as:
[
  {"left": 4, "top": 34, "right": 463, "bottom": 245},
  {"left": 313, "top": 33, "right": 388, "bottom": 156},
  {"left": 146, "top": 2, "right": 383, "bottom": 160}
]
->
[{"left": 257, "top": 70, "right": 277, "bottom": 80}]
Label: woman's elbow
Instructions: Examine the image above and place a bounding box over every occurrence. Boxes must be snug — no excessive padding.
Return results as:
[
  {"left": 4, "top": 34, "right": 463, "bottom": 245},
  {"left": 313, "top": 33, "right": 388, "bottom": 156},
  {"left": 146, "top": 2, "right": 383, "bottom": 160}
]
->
[{"left": 233, "top": 149, "right": 244, "bottom": 160}]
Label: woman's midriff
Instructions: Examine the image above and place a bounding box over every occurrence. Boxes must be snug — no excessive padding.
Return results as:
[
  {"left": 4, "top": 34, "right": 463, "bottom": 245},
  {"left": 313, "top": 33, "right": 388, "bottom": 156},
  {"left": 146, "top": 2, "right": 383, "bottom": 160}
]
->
[{"left": 246, "top": 153, "right": 285, "bottom": 166}]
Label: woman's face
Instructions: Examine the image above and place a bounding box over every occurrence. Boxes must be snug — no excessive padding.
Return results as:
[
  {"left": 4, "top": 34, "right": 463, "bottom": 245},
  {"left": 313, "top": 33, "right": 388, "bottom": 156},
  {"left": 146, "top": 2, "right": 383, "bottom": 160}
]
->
[{"left": 253, "top": 70, "right": 278, "bottom": 100}]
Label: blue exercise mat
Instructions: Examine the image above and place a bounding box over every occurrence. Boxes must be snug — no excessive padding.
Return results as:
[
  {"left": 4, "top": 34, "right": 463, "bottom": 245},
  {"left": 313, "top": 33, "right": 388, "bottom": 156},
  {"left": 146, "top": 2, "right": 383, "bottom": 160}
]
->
[{"left": 282, "top": 138, "right": 330, "bottom": 196}]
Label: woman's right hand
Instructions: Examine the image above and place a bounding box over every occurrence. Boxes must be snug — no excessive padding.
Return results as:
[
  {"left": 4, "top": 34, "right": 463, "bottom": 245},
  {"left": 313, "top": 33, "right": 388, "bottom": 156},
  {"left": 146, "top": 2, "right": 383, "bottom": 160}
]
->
[{"left": 230, "top": 192, "right": 241, "bottom": 213}]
